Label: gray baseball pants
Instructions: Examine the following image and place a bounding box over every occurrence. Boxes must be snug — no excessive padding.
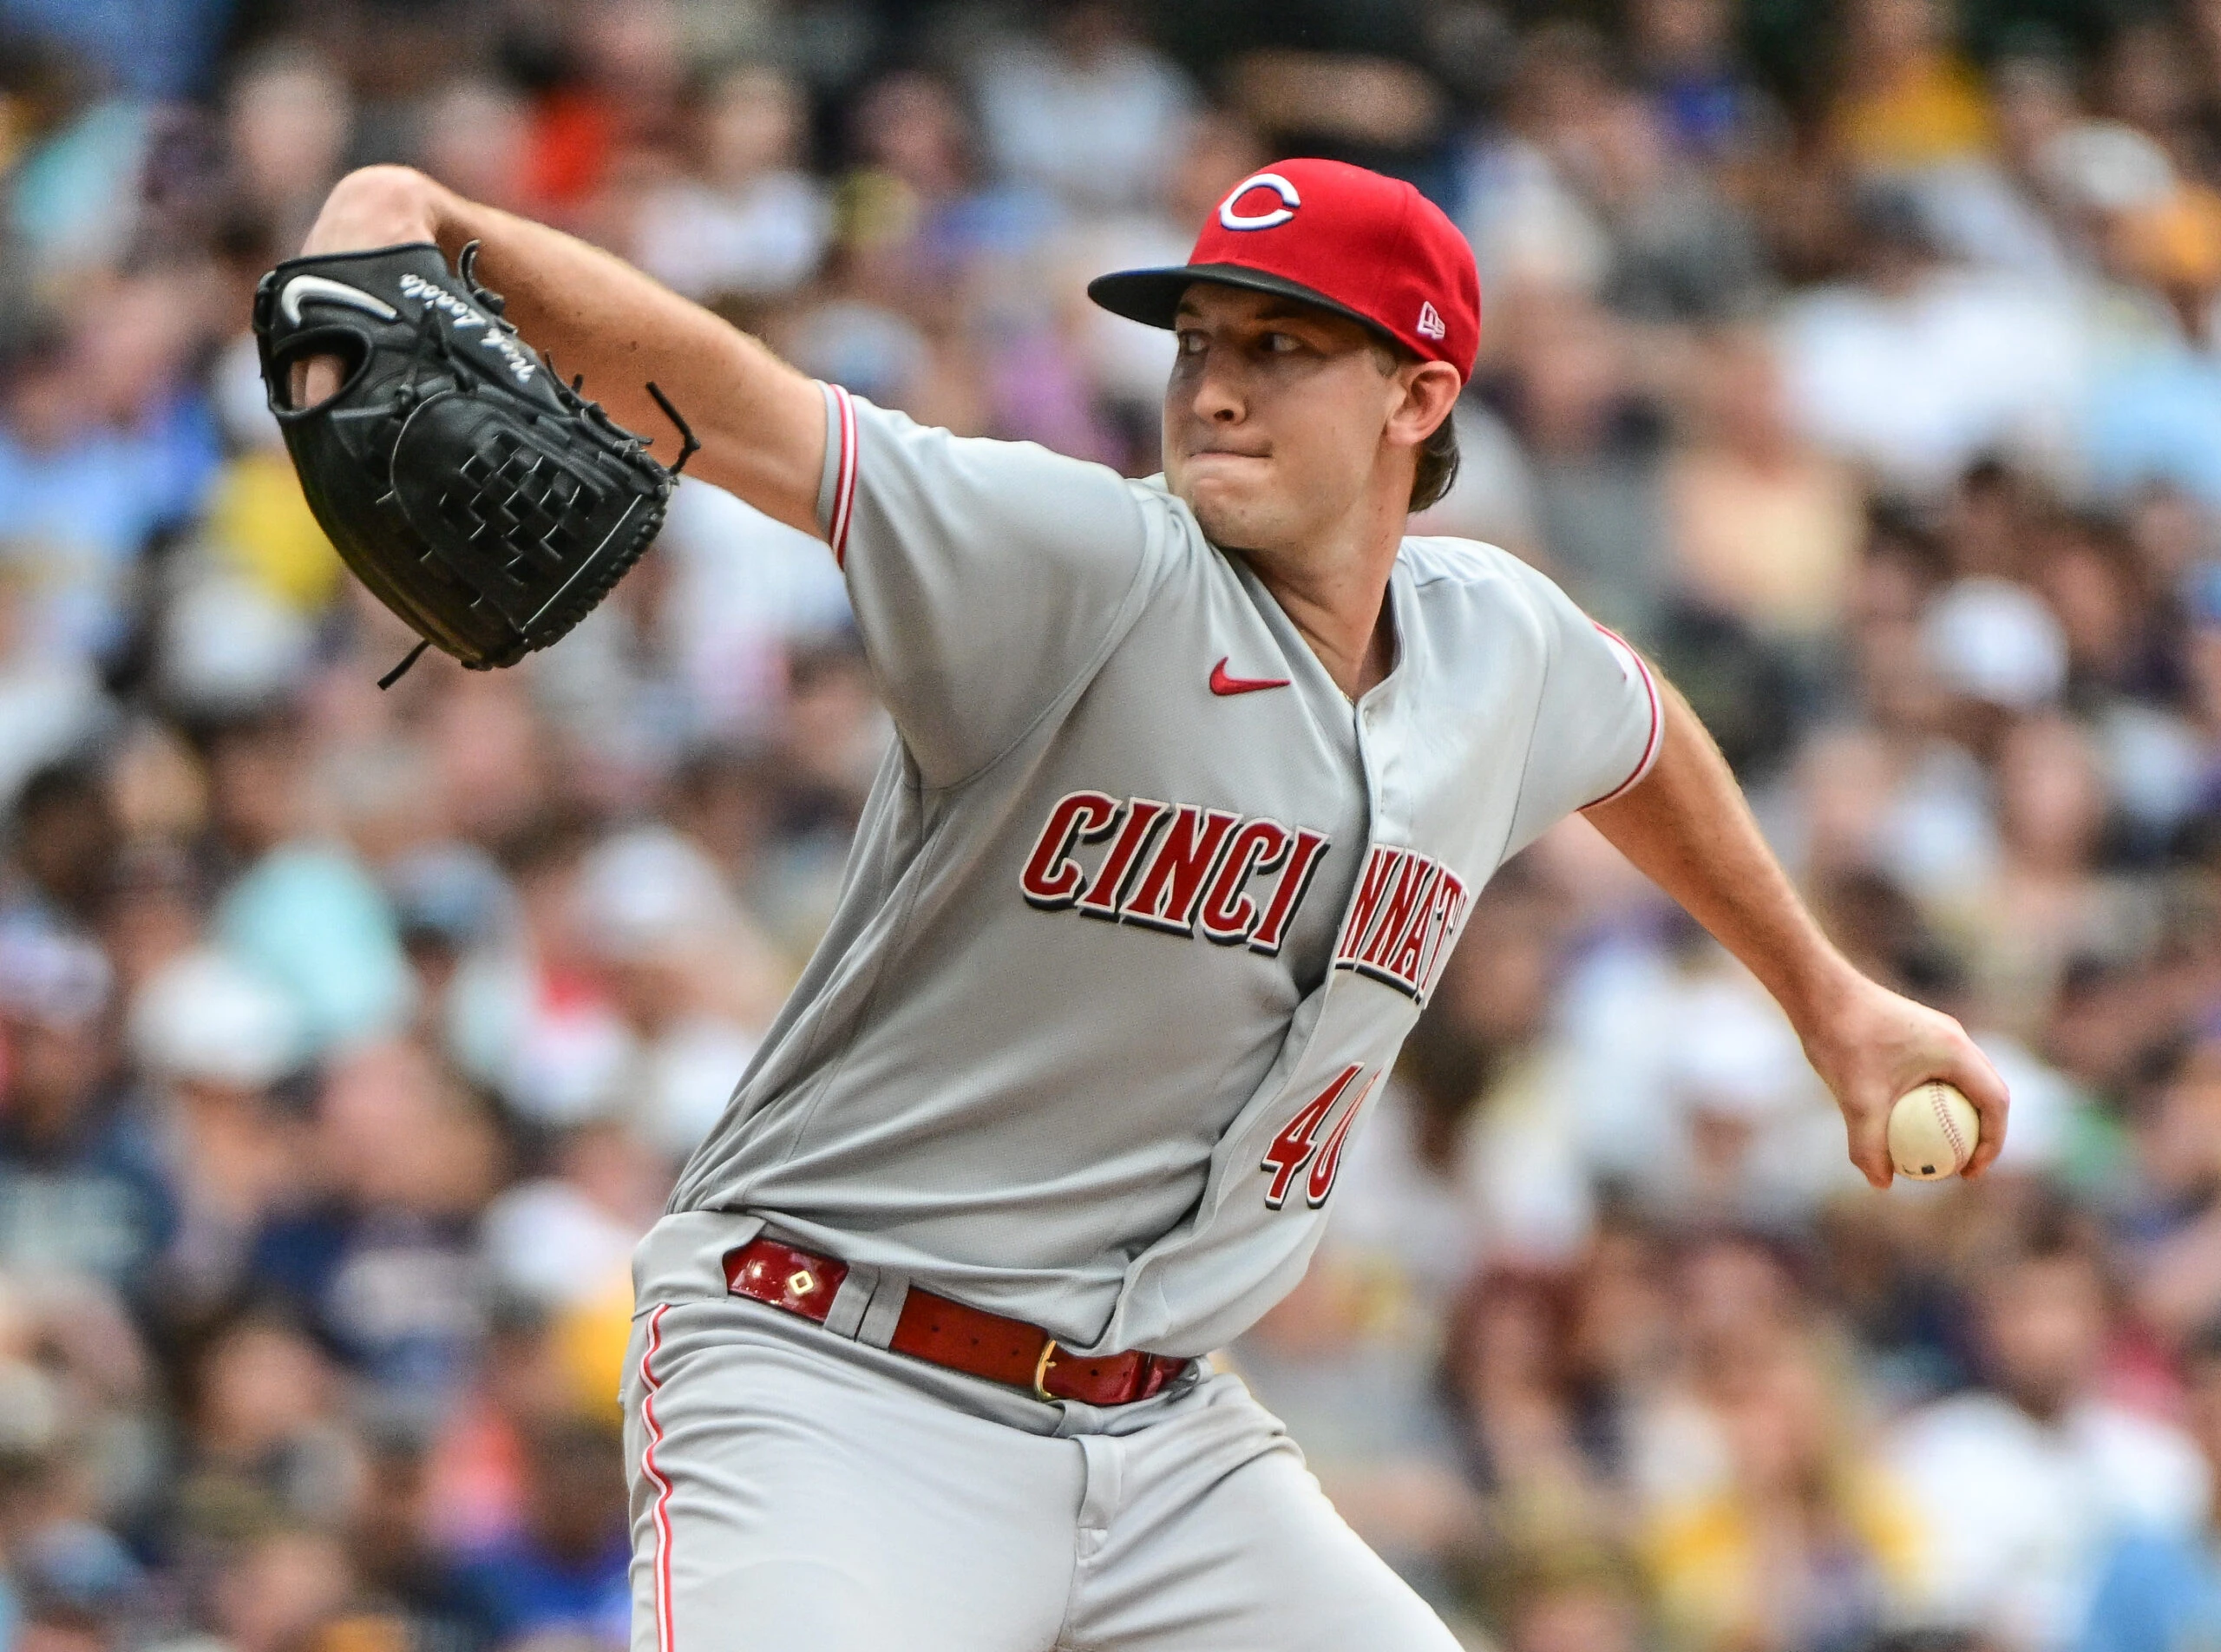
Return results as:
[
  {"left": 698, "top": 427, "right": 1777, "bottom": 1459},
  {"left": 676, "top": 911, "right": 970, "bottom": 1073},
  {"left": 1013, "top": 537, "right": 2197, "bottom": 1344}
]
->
[{"left": 619, "top": 1295, "right": 1461, "bottom": 1652}]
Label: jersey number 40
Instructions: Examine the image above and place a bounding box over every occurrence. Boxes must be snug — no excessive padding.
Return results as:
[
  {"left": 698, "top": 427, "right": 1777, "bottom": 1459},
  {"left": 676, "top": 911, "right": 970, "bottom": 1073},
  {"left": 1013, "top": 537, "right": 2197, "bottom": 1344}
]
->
[{"left": 1260, "top": 1064, "right": 1380, "bottom": 1210}]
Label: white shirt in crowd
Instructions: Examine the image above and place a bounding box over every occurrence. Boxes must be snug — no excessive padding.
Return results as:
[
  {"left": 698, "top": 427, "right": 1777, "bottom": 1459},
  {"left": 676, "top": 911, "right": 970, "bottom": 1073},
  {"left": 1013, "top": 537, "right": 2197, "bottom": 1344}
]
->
[{"left": 1890, "top": 1391, "right": 2210, "bottom": 1650}]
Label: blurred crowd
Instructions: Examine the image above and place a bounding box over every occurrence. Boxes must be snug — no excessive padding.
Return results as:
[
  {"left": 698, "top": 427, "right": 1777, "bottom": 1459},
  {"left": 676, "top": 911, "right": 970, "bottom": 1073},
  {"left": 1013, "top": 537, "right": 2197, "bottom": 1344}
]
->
[{"left": 2, "top": 0, "right": 2221, "bottom": 1650}]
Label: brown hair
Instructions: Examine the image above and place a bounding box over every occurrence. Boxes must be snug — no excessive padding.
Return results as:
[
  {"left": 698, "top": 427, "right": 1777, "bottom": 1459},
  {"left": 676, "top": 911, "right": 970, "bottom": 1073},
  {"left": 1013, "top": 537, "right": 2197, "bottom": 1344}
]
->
[{"left": 1412, "top": 407, "right": 1459, "bottom": 513}]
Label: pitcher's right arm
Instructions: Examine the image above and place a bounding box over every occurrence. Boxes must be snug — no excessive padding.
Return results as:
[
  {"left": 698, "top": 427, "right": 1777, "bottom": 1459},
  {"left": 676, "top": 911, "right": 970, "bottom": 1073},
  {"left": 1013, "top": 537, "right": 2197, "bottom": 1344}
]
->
[{"left": 293, "top": 165, "right": 826, "bottom": 535}]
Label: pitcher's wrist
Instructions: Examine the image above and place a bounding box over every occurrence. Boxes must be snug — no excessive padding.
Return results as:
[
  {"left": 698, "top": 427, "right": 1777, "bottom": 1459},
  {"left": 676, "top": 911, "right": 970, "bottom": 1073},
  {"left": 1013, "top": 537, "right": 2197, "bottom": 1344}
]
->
[{"left": 1764, "top": 938, "right": 1864, "bottom": 1043}]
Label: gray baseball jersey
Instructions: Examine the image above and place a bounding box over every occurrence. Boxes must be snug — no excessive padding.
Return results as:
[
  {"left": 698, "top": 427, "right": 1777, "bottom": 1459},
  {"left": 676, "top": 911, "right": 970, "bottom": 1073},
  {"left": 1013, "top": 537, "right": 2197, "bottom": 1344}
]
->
[{"left": 637, "top": 384, "right": 1660, "bottom": 1360}]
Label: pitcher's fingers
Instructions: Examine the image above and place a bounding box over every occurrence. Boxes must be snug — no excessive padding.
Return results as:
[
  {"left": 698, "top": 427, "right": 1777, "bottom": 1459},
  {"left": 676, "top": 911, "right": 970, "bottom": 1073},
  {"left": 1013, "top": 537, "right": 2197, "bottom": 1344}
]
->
[
  {"left": 287, "top": 354, "right": 345, "bottom": 410},
  {"left": 1952, "top": 1046, "right": 2012, "bottom": 1179},
  {"left": 1844, "top": 1092, "right": 1893, "bottom": 1190}
]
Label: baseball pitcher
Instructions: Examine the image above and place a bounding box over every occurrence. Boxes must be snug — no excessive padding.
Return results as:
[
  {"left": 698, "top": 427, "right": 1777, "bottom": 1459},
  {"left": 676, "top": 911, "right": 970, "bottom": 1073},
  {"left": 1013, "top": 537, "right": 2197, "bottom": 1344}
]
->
[{"left": 272, "top": 156, "right": 2010, "bottom": 1651}]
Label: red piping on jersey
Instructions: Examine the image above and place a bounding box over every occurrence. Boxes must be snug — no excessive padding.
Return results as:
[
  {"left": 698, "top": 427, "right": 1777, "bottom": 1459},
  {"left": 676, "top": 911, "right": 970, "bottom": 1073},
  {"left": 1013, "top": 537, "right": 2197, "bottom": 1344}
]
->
[
  {"left": 640, "top": 1304, "right": 676, "bottom": 1652},
  {"left": 1582, "top": 624, "right": 1663, "bottom": 809},
  {"left": 829, "top": 385, "right": 858, "bottom": 567}
]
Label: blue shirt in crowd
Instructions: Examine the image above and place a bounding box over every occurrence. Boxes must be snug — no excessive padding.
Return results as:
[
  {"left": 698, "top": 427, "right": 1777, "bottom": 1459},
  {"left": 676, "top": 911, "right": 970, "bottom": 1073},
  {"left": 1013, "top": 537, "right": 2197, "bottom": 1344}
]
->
[{"left": 2079, "top": 1528, "right": 2221, "bottom": 1652}]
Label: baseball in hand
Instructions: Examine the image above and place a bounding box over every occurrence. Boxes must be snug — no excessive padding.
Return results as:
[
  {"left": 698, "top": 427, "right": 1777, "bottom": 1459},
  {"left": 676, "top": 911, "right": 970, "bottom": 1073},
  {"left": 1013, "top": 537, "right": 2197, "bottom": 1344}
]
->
[{"left": 1888, "top": 1080, "right": 1981, "bottom": 1181}]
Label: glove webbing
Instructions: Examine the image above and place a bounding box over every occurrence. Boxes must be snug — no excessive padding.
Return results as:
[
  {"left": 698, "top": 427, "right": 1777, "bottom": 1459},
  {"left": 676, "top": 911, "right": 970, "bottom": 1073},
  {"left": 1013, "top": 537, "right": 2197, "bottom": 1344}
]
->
[{"left": 376, "top": 374, "right": 699, "bottom": 690}]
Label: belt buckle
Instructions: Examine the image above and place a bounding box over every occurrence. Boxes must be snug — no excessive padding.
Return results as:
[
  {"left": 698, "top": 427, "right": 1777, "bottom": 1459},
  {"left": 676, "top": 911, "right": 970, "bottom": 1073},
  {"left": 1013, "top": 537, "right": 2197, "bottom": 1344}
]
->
[{"left": 1032, "top": 1338, "right": 1060, "bottom": 1402}]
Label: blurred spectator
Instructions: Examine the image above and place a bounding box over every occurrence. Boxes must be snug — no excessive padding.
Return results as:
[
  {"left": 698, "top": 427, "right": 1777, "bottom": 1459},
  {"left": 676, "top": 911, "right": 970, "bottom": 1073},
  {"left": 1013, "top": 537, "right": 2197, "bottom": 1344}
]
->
[
  {"left": 1458, "top": 24, "right": 1632, "bottom": 296},
  {"left": 0, "top": 927, "right": 174, "bottom": 1289},
  {"left": 201, "top": 706, "right": 414, "bottom": 1053},
  {"left": 0, "top": 297, "right": 219, "bottom": 663},
  {"left": 1941, "top": 714, "right": 2126, "bottom": 1038},
  {"left": 415, "top": 76, "right": 537, "bottom": 220},
  {"left": 564, "top": 823, "right": 781, "bottom": 1155},
  {"left": 0, "top": 570, "right": 103, "bottom": 810},
  {"left": 1830, "top": 0, "right": 1995, "bottom": 175},
  {"left": 2083, "top": 186, "right": 2221, "bottom": 514},
  {"left": 480, "top": 1116, "right": 661, "bottom": 1316},
  {"left": 1640, "top": 1333, "right": 1921, "bottom": 1651},
  {"left": 129, "top": 946, "right": 305, "bottom": 1312},
  {"left": 632, "top": 63, "right": 830, "bottom": 305},
  {"left": 8, "top": 757, "right": 121, "bottom": 931},
  {"left": 247, "top": 1037, "right": 500, "bottom": 1402},
  {"left": 204, "top": 1526, "right": 358, "bottom": 1652},
  {"left": 2096, "top": 17, "right": 2207, "bottom": 174},
  {"left": 449, "top": 1416, "right": 629, "bottom": 1648},
  {"left": 520, "top": 0, "right": 687, "bottom": 217},
  {"left": 1492, "top": 1544, "right": 1652, "bottom": 1652},
  {"left": 1440, "top": 1263, "right": 1616, "bottom": 1540},
  {"left": 222, "top": 45, "right": 354, "bottom": 254},
  {"left": 646, "top": 481, "right": 853, "bottom": 738},
  {"left": 1912, "top": 44, "right": 2080, "bottom": 283},
  {"left": 172, "top": 1306, "right": 359, "bottom": 1534},
  {"left": 1626, "top": 0, "right": 1776, "bottom": 166},
  {"left": 1047, "top": 106, "right": 1261, "bottom": 459},
  {"left": 1775, "top": 188, "right": 2085, "bottom": 494},
  {"left": 0, "top": 0, "right": 232, "bottom": 101},
  {"left": 1890, "top": 1229, "right": 2207, "bottom": 1649},
  {"left": 3, "top": 49, "right": 151, "bottom": 279},
  {"left": 2118, "top": 1041, "right": 2221, "bottom": 1347},
  {"left": 1486, "top": 281, "right": 1669, "bottom": 631},
  {"left": 9, "top": 1517, "right": 152, "bottom": 1652},
  {"left": 1666, "top": 327, "right": 1863, "bottom": 643},
  {"left": 344, "top": 1421, "right": 490, "bottom": 1652},
  {"left": 1235, "top": 1245, "right": 1482, "bottom": 1625},
  {"left": 2076, "top": 1323, "right": 2221, "bottom": 1652},
  {"left": 970, "top": 1, "right": 1195, "bottom": 215}
]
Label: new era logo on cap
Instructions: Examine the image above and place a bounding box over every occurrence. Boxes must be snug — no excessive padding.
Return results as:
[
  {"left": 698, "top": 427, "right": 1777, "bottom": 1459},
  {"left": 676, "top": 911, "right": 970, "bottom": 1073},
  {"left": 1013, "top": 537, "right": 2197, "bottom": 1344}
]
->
[{"left": 1416, "top": 301, "right": 1446, "bottom": 340}]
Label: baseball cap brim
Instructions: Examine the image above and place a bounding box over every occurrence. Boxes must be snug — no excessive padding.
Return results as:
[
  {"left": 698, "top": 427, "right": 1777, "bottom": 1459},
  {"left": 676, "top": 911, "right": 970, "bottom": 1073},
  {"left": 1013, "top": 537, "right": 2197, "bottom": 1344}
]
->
[{"left": 1086, "top": 262, "right": 1400, "bottom": 348}]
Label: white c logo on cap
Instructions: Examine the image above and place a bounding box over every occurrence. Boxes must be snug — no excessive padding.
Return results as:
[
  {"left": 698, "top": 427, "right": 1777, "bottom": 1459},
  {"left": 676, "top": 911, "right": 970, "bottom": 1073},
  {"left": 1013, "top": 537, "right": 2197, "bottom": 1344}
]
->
[{"left": 1218, "top": 172, "right": 1300, "bottom": 232}]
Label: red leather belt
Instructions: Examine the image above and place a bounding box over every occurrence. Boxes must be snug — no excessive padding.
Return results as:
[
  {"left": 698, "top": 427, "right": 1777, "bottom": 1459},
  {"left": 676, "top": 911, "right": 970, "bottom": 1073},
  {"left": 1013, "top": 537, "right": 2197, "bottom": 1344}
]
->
[{"left": 724, "top": 1237, "right": 1189, "bottom": 1406}]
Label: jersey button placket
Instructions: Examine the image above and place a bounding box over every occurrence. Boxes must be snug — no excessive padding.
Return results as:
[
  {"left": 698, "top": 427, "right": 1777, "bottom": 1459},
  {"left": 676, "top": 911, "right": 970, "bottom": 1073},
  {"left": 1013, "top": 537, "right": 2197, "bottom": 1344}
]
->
[{"left": 1333, "top": 690, "right": 1403, "bottom": 996}]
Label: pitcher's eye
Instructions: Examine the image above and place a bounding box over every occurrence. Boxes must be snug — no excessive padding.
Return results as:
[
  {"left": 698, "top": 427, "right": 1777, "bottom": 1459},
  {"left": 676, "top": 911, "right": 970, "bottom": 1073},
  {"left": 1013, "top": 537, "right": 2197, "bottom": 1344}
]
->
[
  {"left": 1176, "top": 331, "right": 1206, "bottom": 356},
  {"left": 1263, "top": 332, "right": 1300, "bottom": 353}
]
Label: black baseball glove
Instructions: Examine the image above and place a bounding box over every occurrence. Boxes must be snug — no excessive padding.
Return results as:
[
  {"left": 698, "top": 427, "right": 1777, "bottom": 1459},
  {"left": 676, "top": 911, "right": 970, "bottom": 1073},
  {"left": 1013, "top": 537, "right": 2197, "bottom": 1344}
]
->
[{"left": 252, "top": 240, "right": 698, "bottom": 685}]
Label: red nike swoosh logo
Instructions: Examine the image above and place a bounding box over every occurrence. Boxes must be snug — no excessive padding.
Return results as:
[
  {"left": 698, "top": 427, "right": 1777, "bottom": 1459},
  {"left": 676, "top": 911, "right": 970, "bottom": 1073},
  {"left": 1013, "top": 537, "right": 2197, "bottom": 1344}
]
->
[{"left": 1209, "top": 658, "right": 1292, "bottom": 696}]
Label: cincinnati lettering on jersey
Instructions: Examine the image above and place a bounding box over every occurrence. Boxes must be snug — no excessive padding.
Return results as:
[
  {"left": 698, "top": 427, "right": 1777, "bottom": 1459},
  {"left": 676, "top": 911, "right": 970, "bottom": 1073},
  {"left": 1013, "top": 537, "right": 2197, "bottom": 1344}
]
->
[
  {"left": 1330, "top": 844, "right": 1471, "bottom": 1005},
  {"left": 1019, "top": 790, "right": 1330, "bottom": 955}
]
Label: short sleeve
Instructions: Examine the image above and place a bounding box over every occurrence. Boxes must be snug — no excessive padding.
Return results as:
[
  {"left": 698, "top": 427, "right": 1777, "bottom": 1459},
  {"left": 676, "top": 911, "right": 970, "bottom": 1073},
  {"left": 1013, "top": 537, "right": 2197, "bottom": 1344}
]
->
[
  {"left": 1500, "top": 562, "right": 1662, "bottom": 856},
  {"left": 816, "top": 384, "right": 1158, "bottom": 787}
]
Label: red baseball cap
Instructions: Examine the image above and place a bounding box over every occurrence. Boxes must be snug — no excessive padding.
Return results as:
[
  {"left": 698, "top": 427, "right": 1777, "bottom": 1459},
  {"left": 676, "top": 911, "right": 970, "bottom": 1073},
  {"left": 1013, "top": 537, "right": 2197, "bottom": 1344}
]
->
[{"left": 1089, "top": 158, "right": 1481, "bottom": 382}]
